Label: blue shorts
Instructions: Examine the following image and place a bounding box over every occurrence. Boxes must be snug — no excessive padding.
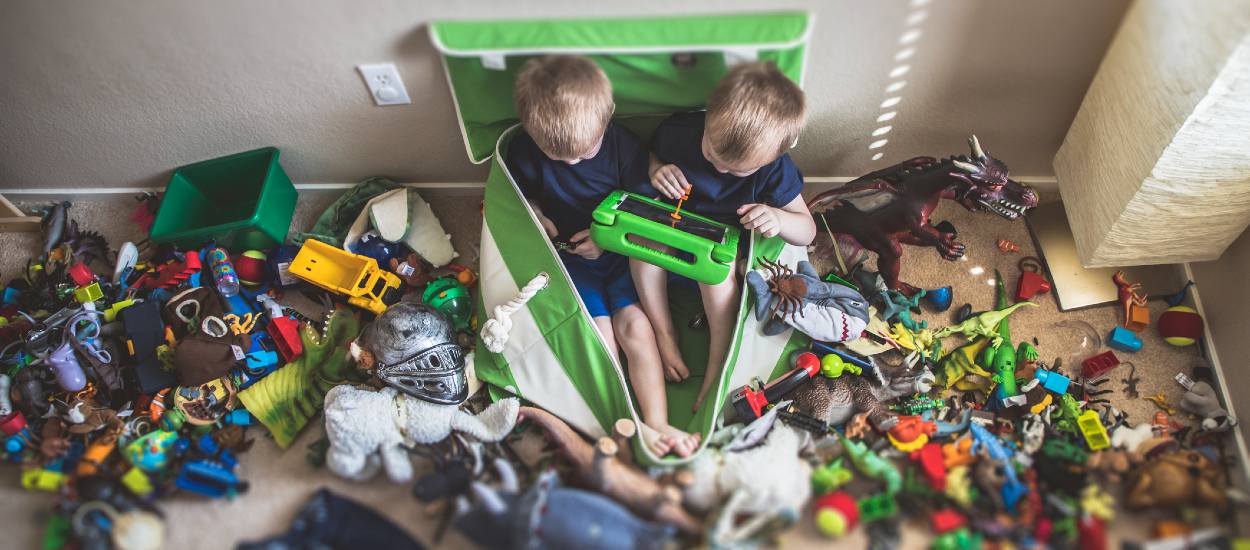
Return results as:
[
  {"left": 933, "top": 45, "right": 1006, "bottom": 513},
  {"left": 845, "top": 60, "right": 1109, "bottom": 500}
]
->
[{"left": 561, "top": 252, "right": 639, "bottom": 318}]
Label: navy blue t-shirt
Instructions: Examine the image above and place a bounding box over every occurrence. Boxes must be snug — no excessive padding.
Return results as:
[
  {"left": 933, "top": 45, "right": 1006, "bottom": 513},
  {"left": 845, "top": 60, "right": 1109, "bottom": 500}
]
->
[
  {"left": 505, "top": 122, "right": 649, "bottom": 242},
  {"left": 631, "top": 111, "right": 804, "bottom": 227}
]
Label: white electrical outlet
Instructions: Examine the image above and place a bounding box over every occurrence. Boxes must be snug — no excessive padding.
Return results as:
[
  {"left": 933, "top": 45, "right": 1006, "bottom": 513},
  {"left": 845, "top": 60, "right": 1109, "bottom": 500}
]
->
[{"left": 357, "top": 63, "right": 411, "bottom": 106}]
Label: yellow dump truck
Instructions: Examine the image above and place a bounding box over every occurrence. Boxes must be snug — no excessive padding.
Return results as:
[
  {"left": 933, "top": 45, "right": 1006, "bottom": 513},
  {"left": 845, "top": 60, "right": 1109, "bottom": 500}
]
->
[{"left": 289, "top": 239, "right": 403, "bottom": 315}]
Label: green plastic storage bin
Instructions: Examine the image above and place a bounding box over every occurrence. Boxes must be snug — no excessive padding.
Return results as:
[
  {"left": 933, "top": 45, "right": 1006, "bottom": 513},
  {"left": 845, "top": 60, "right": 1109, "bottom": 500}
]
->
[{"left": 150, "top": 147, "right": 298, "bottom": 250}]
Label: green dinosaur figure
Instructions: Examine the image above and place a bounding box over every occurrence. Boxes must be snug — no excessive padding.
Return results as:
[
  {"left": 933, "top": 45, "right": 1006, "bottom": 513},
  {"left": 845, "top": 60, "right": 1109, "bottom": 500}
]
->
[
  {"left": 811, "top": 457, "right": 854, "bottom": 495},
  {"left": 934, "top": 302, "right": 1036, "bottom": 347},
  {"left": 237, "top": 308, "right": 366, "bottom": 448},
  {"left": 881, "top": 289, "right": 927, "bottom": 332},
  {"left": 979, "top": 272, "right": 1035, "bottom": 402},
  {"left": 840, "top": 432, "right": 901, "bottom": 495}
]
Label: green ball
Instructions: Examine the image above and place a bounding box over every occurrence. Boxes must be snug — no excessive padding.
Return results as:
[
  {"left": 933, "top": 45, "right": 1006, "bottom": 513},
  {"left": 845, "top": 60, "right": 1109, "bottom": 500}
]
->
[
  {"left": 815, "top": 508, "right": 848, "bottom": 537},
  {"left": 821, "top": 354, "right": 846, "bottom": 378}
]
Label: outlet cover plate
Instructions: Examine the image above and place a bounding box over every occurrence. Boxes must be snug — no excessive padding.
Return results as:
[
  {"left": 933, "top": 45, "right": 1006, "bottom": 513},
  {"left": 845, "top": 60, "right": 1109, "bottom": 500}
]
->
[{"left": 357, "top": 63, "right": 411, "bottom": 106}]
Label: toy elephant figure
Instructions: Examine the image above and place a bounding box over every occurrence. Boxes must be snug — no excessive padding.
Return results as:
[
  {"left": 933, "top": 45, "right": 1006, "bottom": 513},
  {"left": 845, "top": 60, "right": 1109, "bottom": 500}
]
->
[
  {"left": 746, "top": 259, "right": 869, "bottom": 342},
  {"left": 323, "top": 384, "right": 519, "bottom": 482}
]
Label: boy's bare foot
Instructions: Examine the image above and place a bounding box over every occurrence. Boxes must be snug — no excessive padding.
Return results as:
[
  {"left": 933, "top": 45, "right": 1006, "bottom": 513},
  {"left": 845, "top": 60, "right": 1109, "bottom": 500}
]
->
[
  {"left": 638, "top": 423, "right": 675, "bottom": 457},
  {"left": 656, "top": 333, "right": 690, "bottom": 382},
  {"left": 658, "top": 425, "right": 702, "bottom": 458}
]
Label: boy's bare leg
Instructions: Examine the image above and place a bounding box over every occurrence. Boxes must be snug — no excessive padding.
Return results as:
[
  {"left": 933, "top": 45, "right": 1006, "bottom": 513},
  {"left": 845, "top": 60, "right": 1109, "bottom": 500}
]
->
[
  {"left": 693, "top": 274, "right": 740, "bottom": 412},
  {"left": 628, "top": 257, "right": 690, "bottom": 382},
  {"left": 613, "top": 305, "right": 700, "bottom": 457}
]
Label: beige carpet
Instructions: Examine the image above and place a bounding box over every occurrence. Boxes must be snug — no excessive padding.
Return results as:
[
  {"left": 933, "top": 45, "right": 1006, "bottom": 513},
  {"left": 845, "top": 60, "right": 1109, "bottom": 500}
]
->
[{"left": 0, "top": 190, "right": 1232, "bottom": 549}]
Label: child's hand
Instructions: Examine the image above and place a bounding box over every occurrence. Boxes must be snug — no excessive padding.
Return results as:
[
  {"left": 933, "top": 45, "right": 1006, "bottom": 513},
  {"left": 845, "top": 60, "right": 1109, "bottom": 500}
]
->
[
  {"left": 538, "top": 215, "right": 558, "bottom": 239},
  {"left": 737, "top": 203, "right": 781, "bottom": 238},
  {"left": 567, "top": 229, "right": 603, "bottom": 260},
  {"left": 649, "top": 163, "right": 690, "bottom": 200}
]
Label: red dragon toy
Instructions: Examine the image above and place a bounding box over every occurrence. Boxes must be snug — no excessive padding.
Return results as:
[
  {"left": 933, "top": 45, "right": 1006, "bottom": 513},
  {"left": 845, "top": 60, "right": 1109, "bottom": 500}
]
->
[{"left": 808, "top": 136, "right": 1038, "bottom": 294}]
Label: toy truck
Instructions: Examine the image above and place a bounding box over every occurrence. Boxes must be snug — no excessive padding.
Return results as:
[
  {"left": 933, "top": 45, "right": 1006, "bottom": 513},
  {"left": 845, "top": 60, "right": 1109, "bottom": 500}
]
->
[{"left": 289, "top": 239, "right": 403, "bottom": 315}]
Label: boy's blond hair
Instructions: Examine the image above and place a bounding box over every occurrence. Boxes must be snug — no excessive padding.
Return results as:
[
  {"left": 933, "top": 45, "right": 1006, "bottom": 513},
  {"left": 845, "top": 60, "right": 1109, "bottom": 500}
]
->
[
  {"left": 514, "top": 56, "right": 614, "bottom": 159},
  {"left": 705, "top": 62, "right": 806, "bottom": 165}
]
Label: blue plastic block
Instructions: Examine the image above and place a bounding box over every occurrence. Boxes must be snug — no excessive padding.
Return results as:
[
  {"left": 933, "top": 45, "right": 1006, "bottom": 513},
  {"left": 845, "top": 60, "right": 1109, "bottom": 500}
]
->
[
  {"left": 1, "top": 287, "right": 20, "bottom": 305},
  {"left": 1108, "top": 326, "right": 1143, "bottom": 352},
  {"left": 1035, "top": 370, "right": 1071, "bottom": 394}
]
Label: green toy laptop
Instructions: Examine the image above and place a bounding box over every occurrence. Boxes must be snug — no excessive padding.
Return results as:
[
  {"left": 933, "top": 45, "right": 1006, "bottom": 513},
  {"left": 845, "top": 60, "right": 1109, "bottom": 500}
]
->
[{"left": 590, "top": 190, "right": 740, "bottom": 285}]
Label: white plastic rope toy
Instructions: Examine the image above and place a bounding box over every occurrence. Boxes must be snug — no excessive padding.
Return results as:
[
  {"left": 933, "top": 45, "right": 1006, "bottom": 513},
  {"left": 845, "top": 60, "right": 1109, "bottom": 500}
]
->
[{"left": 481, "top": 272, "right": 549, "bottom": 354}]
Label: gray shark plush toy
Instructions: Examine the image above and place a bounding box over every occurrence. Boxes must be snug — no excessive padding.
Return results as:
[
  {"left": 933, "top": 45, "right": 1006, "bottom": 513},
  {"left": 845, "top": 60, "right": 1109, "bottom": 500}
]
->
[{"left": 746, "top": 260, "right": 870, "bottom": 342}]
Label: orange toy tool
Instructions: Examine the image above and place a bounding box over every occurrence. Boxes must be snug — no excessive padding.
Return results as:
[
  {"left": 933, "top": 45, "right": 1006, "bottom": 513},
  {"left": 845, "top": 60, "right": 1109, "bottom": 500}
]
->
[{"left": 669, "top": 185, "right": 691, "bottom": 226}]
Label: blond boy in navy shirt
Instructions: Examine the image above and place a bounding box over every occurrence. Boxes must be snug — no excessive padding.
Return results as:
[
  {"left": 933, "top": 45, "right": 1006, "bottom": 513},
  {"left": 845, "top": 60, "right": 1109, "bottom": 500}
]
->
[
  {"left": 507, "top": 56, "right": 700, "bottom": 456},
  {"left": 628, "top": 62, "right": 817, "bottom": 411}
]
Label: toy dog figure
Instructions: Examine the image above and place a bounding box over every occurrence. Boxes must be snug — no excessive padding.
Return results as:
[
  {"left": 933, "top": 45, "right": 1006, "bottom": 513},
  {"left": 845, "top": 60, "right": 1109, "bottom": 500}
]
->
[{"left": 808, "top": 136, "right": 1038, "bottom": 294}]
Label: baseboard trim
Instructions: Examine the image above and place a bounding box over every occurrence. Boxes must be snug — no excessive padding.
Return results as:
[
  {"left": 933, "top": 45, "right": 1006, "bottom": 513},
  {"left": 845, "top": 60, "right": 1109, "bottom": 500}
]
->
[
  {"left": 1183, "top": 262, "right": 1250, "bottom": 499},
  {"left": 1, "top": 175, "right": 1059, "bottom": 201}
]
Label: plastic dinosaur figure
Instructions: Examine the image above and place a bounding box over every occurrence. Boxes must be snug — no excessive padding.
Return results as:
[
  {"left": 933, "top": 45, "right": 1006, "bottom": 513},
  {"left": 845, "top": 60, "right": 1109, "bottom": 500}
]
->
[
  {"left": 934, "top": 302, "right": 1036, "bottom": 347},
  {"left": 811, "top": 458, "right": 854, "bottom": 495},
  {"left": 938, "top": 338, "right": 994, "bottom": 391},
  {"left": 968, "top": 423, "right": 1027, "bottom": 512},
  {"left": 808, "top": 136, "right": 1038, "bottom": 294},
  {"left": 839, "top": 432, "right": 902, "bottom": 495},
  {"left": 237, "top": 308, "right": 367, "bottom": 448},
  {"left": 1113, "top": 270, "right": 1149, "bottom": 329},
  {"left": 880, "top": 289, "right": 926, "bottom": 332}
]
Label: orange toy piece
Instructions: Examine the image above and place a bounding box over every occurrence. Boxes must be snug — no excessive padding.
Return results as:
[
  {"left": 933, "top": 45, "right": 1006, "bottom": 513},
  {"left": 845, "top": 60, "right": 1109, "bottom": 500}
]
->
[
  {"left": 1112, "top": 270, "right": 1150, "bottom": 332},
  {"left": 943, "top": 436, "right": 977, "bottom": 468},
  {"left": 888, "top": 415, "right": 937, "bottom": 452}
]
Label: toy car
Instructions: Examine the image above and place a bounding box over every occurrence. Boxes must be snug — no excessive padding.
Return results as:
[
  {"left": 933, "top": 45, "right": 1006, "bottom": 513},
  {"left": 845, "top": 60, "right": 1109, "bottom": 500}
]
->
[{"left": 289, "top": 239, "right": 403, "bottom": 315}]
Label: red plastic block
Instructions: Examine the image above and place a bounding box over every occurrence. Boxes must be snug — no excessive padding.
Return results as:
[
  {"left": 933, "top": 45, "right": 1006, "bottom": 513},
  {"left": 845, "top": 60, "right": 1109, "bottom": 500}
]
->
[{"left": 1081, "top": 351, "right": 1120, "bottom": 379}]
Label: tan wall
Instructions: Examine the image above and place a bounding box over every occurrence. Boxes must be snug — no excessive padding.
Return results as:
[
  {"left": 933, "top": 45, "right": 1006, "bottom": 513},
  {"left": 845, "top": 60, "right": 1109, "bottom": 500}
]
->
[
  {"left": 0, "top": 0, "right": 1126, "bottom": 189},
  {"left": 1191, "top": 230, "right": 1250, "bottom": 447}
]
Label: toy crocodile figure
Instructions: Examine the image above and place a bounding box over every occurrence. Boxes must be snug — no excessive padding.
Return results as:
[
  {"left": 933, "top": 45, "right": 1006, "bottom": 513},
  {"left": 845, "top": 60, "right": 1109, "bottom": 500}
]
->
[
  {"left": 237, "top": 308, "right": 366, "bottom": 448},
  {"left": 934, "top": 301, "right": 1036, "bottom": 347},
  {"left": 839, "top": 432, "right": 901, "bottom": 495},
  {"left": 808, "top": 136, "right": 1038, "bottom": 294}
]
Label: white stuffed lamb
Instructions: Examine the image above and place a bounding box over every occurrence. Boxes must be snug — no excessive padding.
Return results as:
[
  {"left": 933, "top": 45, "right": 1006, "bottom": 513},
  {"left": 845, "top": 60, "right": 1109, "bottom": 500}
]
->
[{"left": 323, "top": 385, "right": 519, "bottom": 482}]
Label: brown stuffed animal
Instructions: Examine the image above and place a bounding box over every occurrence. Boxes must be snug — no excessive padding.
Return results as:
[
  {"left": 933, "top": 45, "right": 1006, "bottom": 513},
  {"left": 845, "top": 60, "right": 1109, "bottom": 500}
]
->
[
  {"left": 1086, "top": 449, "right": 1136, "bottom": 484},
  {"left": 1125, "top": 450, "right": 1226, "bottom": 509}
]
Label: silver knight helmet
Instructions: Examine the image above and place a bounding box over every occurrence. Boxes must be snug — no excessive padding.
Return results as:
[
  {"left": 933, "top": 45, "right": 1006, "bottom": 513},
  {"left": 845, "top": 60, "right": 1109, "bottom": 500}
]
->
[{"left": 359, "top": 301, "right": 467, "bottom": 404}]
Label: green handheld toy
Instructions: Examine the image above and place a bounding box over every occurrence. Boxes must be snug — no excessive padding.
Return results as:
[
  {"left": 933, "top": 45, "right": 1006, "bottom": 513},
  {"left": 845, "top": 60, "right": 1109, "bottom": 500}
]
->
[{"left": 590, "top": 190, "right": 740, "bottom": 285}]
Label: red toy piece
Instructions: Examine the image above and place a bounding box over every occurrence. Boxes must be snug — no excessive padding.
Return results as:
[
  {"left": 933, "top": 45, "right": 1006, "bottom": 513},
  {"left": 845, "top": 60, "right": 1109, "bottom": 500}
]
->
[
  {"left": 929, "top": 508, "right": 966, "bottom": 534},
  {"left": 68, "top": 262, "right": 96, "bottom": 287},
  {"left": 911, "top": 443, "right": 947, "bottom": 491},
  {"left": 0, "top": 411, "right": 28, "bottom": 436},
  {"left": 1112, "top": 270, "right": 1150, "bottom": 332},
  {"left": 138, "top": 251, "right": 203, "bottom": 290},
  {"left": 1081, "top": 351, "right": 1120, "bottom": 379},
  {"left": 267, "top": 316, "right": 303, "bottom": 362},
  {"left": 1015, "top": 257, "right": 1052, "bottom": 302},
  {"left": 1078, "top": 515, "right": 1107, "bottom": 550}
]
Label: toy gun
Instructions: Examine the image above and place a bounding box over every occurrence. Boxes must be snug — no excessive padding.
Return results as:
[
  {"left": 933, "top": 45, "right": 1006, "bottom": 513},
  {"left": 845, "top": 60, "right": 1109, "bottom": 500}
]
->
[{"left": 731, "top": 353, "right": 821, "bottom": 420}]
